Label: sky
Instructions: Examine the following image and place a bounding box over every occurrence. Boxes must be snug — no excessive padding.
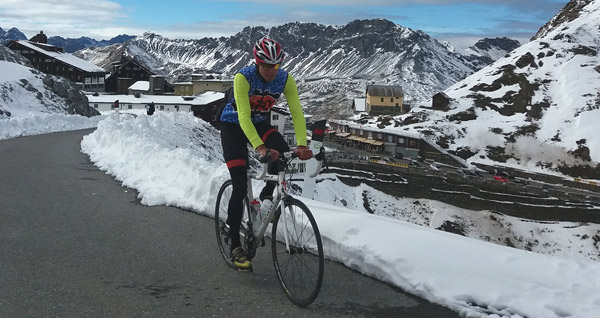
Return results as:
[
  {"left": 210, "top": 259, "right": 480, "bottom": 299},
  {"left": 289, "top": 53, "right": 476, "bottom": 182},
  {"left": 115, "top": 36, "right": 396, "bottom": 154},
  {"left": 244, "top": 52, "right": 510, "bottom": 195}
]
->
[
  {"left": 2, "top": 109, "right": 600, "bottom": 317},
  {"left": 0, "top": 0, "right": 569, "bottom": 48}
]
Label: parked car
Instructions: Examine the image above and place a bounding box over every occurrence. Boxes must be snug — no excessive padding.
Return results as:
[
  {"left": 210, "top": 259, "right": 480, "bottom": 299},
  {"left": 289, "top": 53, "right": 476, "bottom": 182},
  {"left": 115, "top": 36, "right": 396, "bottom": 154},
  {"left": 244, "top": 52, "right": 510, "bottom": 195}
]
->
[
  {"left": 462, "top": 169, "right": 483, "bottom": 178},
  {"left": 494, "top": 175, "right": 509, "bottom": 182},
  {"left": 394, "top": 152, "right": 404, "bottom": 159},
  {"left": 409, "top": 160, "right": 421, "bottom": 167}
]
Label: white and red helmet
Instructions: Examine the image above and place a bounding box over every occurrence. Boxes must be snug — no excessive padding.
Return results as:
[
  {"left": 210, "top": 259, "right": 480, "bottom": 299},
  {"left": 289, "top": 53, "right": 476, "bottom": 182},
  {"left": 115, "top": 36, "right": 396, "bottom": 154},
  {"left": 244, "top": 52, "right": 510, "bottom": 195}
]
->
[{"left": 253, "top": 37, "right": 285, "bottom": 65}]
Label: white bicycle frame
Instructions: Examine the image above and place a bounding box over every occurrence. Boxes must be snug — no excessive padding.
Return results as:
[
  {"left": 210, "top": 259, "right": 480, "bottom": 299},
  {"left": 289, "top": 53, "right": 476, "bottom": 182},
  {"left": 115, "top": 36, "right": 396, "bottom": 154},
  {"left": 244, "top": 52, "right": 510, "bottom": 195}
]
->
[{"left": 247, "top": 152, "right": 323, "bottom": 251}]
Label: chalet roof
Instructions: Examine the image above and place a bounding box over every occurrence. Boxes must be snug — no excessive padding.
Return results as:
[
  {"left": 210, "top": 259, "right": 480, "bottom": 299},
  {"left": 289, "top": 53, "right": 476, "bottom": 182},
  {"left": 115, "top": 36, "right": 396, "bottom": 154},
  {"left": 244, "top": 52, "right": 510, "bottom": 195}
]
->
[
  {"left": 13, "top": 40, "right": 106, "bottom": 73},
  {"left": 366, "top": 85, "right": 404, "bottom": 97},
  {"left": 87, "top": 91, "right": 225, "bottom": 106},
  {"left": 108, "top": 57, "right": 155, "bottom": 78},
  {"left": 434, "top": 92, "right": 451, "bottom": 99},
  {"left": 128, "top": 81, "right": 150, "bottom": 91},
  {"left": 329, "top": 119, "right": 421, "bottom": 139}
]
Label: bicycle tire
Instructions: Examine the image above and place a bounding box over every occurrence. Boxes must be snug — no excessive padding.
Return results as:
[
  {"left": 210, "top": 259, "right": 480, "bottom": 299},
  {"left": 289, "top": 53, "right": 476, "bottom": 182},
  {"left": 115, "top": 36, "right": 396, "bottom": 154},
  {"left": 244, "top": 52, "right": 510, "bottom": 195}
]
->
[
  {"left": 214, "top": 180, "right": 251, "bottom": 268},
  {"left": 271, "top": 197, "right": 324, "bottom": 307}
]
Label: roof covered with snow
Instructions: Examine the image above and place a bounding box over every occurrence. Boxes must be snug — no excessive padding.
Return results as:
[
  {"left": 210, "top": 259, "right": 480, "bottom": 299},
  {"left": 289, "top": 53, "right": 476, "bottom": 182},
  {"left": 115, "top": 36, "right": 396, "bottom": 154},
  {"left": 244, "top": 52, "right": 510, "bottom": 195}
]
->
[
  {"left": 13, "top": 40, "right": 106, "bottom": 73},
  {"left": 87, "top": 91, "right": 224, "bottom": 106},
  {"left": 128, "top": 81, "right": 150, "bottom": 91}
]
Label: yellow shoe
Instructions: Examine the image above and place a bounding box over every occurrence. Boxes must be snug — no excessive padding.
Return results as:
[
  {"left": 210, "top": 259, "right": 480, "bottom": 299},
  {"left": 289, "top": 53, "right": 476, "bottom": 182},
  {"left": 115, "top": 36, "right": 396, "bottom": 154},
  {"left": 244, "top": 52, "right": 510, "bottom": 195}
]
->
[{"left": 230, "top": 247, "right": 252, "bottom": 269}]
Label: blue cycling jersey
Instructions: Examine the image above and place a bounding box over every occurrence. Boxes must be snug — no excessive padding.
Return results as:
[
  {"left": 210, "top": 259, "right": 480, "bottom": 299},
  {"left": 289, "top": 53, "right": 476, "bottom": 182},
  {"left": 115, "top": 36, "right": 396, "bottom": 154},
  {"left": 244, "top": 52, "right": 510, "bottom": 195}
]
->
[{"left": 220, "top": 64, "right": 289, "bottom": 124}]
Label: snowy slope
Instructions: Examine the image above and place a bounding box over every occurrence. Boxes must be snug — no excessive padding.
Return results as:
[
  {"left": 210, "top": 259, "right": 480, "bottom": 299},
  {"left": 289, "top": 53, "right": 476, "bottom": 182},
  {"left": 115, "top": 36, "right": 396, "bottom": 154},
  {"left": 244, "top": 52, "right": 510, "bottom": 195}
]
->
[
  {"left": 366, "top": 0, "right": 600, "bottom": 178},
  {"left": 0, "top": 46, "right": 99, "bottom": 119},
  {"left": 79, "top": 111, "right": 600, "bottom": 318},
  {"left": 0, "top": 61, "right": 72, "bottom": 118}
]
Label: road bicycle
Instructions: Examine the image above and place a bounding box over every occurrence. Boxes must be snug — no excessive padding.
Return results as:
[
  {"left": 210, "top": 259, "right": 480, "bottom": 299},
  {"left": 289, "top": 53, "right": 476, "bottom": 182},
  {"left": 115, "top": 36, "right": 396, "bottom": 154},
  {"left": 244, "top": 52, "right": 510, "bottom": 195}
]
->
[{"left": 214, "top": 148, "right": 325, "bottom": 306}]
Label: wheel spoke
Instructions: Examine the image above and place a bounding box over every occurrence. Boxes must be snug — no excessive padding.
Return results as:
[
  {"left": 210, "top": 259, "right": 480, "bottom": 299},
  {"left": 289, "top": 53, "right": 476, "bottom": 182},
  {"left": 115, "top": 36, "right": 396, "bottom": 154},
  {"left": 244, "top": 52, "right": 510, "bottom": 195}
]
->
[{"left": 272, "top": 198, "right": 324, "bottom": 306}]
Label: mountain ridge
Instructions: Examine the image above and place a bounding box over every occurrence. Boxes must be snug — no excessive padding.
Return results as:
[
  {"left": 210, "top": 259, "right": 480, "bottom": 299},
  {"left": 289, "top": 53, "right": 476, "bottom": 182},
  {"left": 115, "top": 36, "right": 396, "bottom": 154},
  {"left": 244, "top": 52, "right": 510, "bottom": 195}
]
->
[
  {"left": 75, "top": 19, "right": 520, "bottom": 120},
  {"left": 0, "top": 26, "right": 134, "bottom": 52}
]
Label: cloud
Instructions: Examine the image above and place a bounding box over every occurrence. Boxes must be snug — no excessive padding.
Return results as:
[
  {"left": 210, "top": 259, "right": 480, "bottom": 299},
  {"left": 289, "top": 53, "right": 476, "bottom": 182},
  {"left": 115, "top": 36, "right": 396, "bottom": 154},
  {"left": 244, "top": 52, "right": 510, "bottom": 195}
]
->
[
  {"left": 0, "top": 0, "right": 568, "bottom": 42},
  {"left": 0, "top": 0, "right": 127, "bottom": 38}
]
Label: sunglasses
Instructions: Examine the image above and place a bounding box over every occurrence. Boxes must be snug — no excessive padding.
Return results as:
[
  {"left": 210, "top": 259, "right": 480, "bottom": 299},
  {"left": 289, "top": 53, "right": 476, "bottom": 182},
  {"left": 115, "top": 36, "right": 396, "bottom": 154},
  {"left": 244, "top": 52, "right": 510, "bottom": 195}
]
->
[{"left": 260, "top": 63, "right": 280, "bottom": 70}]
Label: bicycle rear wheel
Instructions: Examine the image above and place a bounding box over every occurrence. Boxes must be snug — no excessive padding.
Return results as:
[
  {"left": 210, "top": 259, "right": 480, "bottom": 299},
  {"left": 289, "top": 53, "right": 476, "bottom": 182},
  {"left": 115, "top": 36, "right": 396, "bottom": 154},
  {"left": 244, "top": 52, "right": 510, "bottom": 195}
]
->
[
  {"left": 214, "top": 180, "right": 251, "bottom": 268},
  {"left": 271, "top": 197, "right": 324, "bottom": 307}
]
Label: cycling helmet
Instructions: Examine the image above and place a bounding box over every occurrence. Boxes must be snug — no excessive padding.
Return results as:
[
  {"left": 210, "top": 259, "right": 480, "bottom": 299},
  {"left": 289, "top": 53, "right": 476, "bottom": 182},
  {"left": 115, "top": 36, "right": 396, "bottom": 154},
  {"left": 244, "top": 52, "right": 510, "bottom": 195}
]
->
[{"left": 253, "top": 37, "right": 285, "bottom": 65}]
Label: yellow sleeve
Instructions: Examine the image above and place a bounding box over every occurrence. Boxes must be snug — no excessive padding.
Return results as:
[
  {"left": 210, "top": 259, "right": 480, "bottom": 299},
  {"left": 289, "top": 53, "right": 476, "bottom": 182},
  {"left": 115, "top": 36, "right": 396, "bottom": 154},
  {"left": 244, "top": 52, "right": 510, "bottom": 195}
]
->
[
  {"left": 234, "top": 73, "right": 263, "bottom": 149},
  {"left": 283, "top": 74, "right": 307, "bottom": 147}
]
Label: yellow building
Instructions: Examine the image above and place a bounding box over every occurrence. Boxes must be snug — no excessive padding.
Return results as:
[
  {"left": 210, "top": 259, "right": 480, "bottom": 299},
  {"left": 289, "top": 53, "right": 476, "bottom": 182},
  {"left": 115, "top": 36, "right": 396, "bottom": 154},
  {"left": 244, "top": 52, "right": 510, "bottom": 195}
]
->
[
  {"left": 366, "top": 85, "right": 404, "bottom": 114},
  {"left": 174, "top": 72, "right": 233, "bottom": 96}
]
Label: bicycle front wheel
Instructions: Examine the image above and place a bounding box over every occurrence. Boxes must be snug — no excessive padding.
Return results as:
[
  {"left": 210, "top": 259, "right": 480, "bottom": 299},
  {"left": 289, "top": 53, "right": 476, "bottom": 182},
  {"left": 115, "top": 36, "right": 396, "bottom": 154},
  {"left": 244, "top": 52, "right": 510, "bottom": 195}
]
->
[{"left": 271, "top": 197, "right": 324, "bottom": 307}]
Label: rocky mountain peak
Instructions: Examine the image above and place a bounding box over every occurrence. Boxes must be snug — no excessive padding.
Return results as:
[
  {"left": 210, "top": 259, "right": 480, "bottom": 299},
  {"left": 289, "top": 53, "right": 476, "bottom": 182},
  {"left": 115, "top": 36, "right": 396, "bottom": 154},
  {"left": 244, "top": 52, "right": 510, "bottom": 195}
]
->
[
  {"left": 473, "top": 37, "right": 521, "bottom": 52},
  {"left": 0, "top": 27, "right": 26, "bottom": 44},
  {"left": 532, "top": 0, "right": 594, "bottom": 40}
]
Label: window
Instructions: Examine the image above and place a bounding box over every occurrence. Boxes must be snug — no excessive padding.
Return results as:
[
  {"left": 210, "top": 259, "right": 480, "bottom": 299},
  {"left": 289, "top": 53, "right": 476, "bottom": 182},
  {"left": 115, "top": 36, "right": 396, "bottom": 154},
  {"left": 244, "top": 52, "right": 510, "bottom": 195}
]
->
[
  {"left": 160, "top": 106, "right": 164, "bottom": 110},
  {"left": 380, "top": 97, "right": 384, "bottom": 102},
  {"left": 273, "top": 114, "right": 279, "bottom": 120},
  {"left": 94, "top": 104, "right": 98, "bottom": 109},
  {"left": 128, "top": 105, "right": 132, "bottom": 109},
  {"left": 211, "top": 115, "right": 217, "bottom": 121},
  {"left": 390, "top": 98, "right": 393, "bottom": 102},
  {"left": 387, "top": 135, "right": 394, "bottom": 142},
  {"left": 377, "top": 133, "right": 382, "bottom": 139}
]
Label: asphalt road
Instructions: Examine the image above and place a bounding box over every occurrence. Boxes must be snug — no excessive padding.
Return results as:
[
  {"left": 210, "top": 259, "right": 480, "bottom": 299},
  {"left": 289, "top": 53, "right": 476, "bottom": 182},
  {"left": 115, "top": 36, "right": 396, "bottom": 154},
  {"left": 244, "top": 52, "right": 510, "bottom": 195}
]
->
[{"left": 0, "top": 129, "right": 460, "bottom": 318}]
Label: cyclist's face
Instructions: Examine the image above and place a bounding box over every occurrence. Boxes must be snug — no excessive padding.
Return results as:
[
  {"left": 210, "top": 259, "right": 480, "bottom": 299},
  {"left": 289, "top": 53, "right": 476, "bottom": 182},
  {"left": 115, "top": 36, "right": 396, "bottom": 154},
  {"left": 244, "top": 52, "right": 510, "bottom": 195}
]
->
[{"left": 258, "top": 63, "right": 280, "bottom": 82}]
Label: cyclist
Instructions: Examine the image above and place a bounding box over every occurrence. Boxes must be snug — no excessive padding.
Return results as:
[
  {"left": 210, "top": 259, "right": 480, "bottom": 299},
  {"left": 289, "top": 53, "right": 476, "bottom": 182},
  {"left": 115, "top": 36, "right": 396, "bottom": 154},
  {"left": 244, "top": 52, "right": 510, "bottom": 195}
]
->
[{"left": 219, "top": 37, "right": 313, "bottom": 269}]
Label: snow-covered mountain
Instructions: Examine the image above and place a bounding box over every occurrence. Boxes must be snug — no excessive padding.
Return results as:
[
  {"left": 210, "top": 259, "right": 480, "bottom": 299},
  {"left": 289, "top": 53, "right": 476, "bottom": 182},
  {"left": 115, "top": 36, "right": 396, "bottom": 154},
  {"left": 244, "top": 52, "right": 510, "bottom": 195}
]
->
[
  {"left": 75, "top": 19, "right": 519, "bottom": 119},
  {"left": 48, "top": 34, "right": 136, "bottom": 53},
  {"left": 364, "top": 0, "right": 600, "bottom": 179},
  {"left": 0, "top": 26, "right": 134, "bottom": 52},
  {"left": 0, "top": 46, "right": 98, "bottom": 118},
  {"left": 0, "top": 27, "right": 27, "bottom": 45},
  {"left": 448, "top": 37, "right": 522, "bottom": 62}
]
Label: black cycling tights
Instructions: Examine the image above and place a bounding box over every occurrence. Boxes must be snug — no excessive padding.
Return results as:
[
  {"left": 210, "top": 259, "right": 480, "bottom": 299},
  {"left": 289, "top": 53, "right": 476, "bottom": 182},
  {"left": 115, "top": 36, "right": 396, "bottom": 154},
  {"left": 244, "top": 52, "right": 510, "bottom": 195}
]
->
[{"left": 220, "top": 122, "right": 289, "bottom": 251}]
